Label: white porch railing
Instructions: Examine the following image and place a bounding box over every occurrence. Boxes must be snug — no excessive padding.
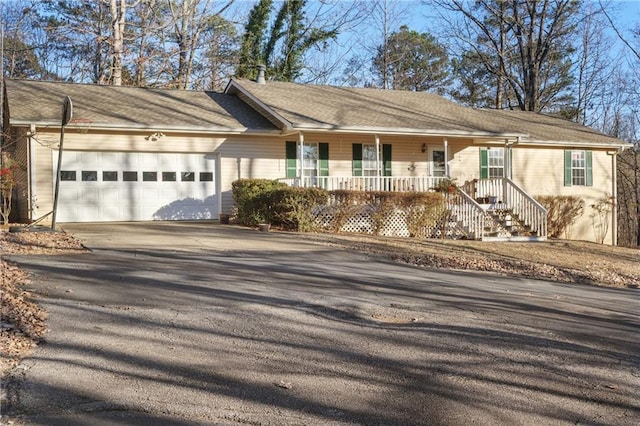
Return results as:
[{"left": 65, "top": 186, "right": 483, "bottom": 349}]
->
[
  {"left": 279, "top": 175, "right": 546, "bottom": 240},
  {"left": 468, "top": 177, "right": 547, "bottom": 238},
  {"left": 447, "top": 190, "right": 486, "bottom": 240},
  {"left": 279, "top": 176, "right": 449, "bottom": 192}
]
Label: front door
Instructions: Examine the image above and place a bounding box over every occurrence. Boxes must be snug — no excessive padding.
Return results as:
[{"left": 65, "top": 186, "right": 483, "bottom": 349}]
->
[{"left": 428, "top": 148, "right": 446, "bottom": 177}]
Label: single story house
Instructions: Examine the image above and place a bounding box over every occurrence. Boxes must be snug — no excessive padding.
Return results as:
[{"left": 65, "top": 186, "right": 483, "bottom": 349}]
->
[{"left": 2, "top": 77, "right": 631, "bottom": 243}]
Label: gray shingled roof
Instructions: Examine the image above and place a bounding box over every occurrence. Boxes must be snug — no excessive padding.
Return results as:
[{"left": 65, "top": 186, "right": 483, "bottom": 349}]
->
[
  {"left": 228, "top": 79, "right": 626, "bottom": 146},
  {"left": 5, "top": 79, "right": 277, "bottom": 132},
  {"left": 6, "top": 78, "right": 628, "bottom": 147},
  {"left": 228, "top": 79, "right": 494, "bottom": 135},
  {"left": 475, "top": 109, "right": 624, "bottom": 145}
]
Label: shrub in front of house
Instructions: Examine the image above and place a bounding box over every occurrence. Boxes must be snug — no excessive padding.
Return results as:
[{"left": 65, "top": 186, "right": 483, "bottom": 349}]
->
[
  {"left": 232, "top": 179, "right": 328, "bottom": 230},
  {"left": 270, "top": 187, "right": 328, "bottom": 232},
  {"left": 323, "top": 190, "right": 447, "bottom": 236},
  {"left": 232, "top": 179, "right": 288, "bottom": 225},
  {"left": 233, "top": 181, "right": 448, "bottom": 236},
  {"left": 535, "top": 195, "right": 584, "bottom": 238},
  {"left": 393, "top": 192, "right": 449, "bottom": 238}
]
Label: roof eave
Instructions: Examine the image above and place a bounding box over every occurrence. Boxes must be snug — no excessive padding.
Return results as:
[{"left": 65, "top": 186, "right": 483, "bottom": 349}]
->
[
  {"left": 9, "top": 120, "right": 281, "bottom": 135},
  {"left": 289, "top": 123, "right": 525, "bottom": 139},
  {"left": 515, "top": 139, "right": 632, "bottom": 149}
]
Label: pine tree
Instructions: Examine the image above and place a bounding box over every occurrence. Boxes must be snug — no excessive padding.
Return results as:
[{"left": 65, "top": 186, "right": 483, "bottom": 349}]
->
[
  {"left": 237, "top": 0, "right": 273, "bottom": 79},
  {"left": 237, "top": 0, "right": 338, "bottom": 82},
  {"left": 373, "top": 26, "right": 449, "bottom": 93}
]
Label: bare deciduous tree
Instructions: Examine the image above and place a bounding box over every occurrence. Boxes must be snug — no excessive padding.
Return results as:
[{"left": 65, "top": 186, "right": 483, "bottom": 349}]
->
[{"left": 433, "top": 0, "right": 579, "bottom": 112}]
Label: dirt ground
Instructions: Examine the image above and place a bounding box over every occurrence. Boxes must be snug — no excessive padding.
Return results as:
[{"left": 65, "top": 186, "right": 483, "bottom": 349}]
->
[{"left": 1, "top": 226, "right": 638, "bottom": 379}]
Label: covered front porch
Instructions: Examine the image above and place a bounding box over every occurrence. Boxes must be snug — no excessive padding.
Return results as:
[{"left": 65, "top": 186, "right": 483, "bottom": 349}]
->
[
  {"left": 281, "top": 175, "right": 547, "bottom": 242},
  {"left": 278, "top": 132, "right": 546, "bottom": 241}
]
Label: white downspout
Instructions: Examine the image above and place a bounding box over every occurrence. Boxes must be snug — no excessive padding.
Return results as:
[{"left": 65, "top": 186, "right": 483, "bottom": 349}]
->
[
  {"left": 443, "top": 138, "right": 449, "bottom": 177},
  {"left": 612, "top": 152, "right": 617, "bottom": 245},
  {"left": 214, "top": 152, "right": 222, "bottom": 219},
  {"left": 28, "top": 124, "right": 36, "bottom": 220},
  {"left": 504, "top": 138, "right": 511, "bottom": 179},
  {"left": 298, "top": 132, "right": 304, "bottom": 186},
  {"left": 375, "top": 134, "right": 380, "bottom": 190}
]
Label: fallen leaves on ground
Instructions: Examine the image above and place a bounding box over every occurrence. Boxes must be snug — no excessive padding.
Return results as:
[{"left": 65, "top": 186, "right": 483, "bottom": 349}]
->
[
  {"left": 1, "top": 229, "right": 86, "bottom": 254},
  {"left": 299, "top": 233, "right": 640, "bottom": 288},
  {"left": 0, "top": 259, "right": 47, "bottom": 376},
  {"left": 0, "top": 228, "right": 86, "bottom": 378}
]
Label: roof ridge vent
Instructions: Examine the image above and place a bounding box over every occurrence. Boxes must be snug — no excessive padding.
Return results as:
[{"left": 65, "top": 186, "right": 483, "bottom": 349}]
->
[{"left": 256, "top": 65, "right": 266, "bottom": 84}]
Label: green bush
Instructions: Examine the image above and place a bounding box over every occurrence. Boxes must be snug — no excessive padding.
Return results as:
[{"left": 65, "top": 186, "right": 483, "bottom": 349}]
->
[
  {"left": 325, "top": 190, "right": 446, "bottom": 236},
  {"left": 232, "top": 179, "right": 287, "bottom": 225},
  {"left": 233, "top": 181, "right": 447, "bottom": 236},
  {"left": 535, "top": 195, "right": 584, "bottom": 238},
  {"left": 232, "top": 179, "right": 328, "bottom": 230},
  {"left": 270, "top": 187, "right": 328, "bottom": 231}
]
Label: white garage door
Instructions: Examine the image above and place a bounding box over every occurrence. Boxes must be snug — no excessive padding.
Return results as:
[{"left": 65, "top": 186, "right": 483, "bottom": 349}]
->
[{"left": 53, "top": 151, "right": 218, "bottom": 222}]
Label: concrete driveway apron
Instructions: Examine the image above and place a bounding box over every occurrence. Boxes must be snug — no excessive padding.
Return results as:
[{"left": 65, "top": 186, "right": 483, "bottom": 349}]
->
[{"left": 3, "top": 222, "right": 639, "bottom": 425}]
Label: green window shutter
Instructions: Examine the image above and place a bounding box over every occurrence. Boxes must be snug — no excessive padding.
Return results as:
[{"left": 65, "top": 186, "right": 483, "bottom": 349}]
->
[
  {"left": 352, "top": 143, "right": 362, "bottom": 176},
  {"left": 480, "top": 148, "right": 488, "bottom": 179},
  {"left": 319, "top": 143, "right": 329, "bottom": 177},
  {"left": 286, "top": 141, "right": 297, "bottom": 178},
  {"left": 382, "top": 144, "right": 392, "bottom": 176},
  {"left": 564, "top": 150, "right": 572, "bottom": 186},
  {"left": 585, "top": 150, "right": 593, "bottom": 186}
]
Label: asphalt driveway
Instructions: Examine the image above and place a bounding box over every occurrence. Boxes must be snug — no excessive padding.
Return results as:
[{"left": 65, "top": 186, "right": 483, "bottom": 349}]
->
[{"left": 3, "top": 222, "right": 639, "bottom": 425}]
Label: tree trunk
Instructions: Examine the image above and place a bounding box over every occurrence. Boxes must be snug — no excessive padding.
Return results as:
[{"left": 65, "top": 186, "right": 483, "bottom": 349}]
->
[{"left": 110, "top": 0, "right": 126, "bottom": 86}]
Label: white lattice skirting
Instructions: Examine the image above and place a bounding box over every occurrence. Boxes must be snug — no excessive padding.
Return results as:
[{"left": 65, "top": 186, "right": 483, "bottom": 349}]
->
[{"left": 313, "top": 204, "right": 467, "bottom": 239}]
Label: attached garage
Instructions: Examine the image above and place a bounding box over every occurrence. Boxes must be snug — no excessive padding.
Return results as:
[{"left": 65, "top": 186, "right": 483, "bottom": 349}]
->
[
  {"left": 4, "top": 79, "right": 277, "bottom": 225},
  {"left": 54, "top": 151, "right": 219, "bottom": 222}
]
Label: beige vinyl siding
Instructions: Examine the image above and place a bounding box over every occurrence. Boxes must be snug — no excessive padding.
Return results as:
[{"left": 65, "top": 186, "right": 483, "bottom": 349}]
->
[
  {"left": 32, "top": 131, "right": 56, "bottom": 221},
  {"left": 299, "top": 133, "right": 468, "bottom": 179},
  {"left": 25, "top": 127, "right": 617, "bottom": 243},
  {"left": 512, "top": 146, "right": 614, "bottom": 243},
  {"left": 442, "top": 144, "right": 615, "bottom": 243},
  {"left": 30, "top": 128, "right": 289, "bottom": 218},
  {"left": 449, "top": 145, "right": 481, "bottom": 184},
  {"left": 218, "top": 135, "right": 286, "bottom": 214}
]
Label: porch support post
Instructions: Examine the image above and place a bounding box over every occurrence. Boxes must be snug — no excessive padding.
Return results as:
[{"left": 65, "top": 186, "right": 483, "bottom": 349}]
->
[
  {"left": 298, "top": 132, "right": 304, "bottom": 185},
  {"left": 611, "top": 150, "right": 618, "bottom": 245},
  {"left": 505, "top": 139, "right": 512, "bottom": 179},
  {"left": 503, "top": 139, "right": 510, "bottom": 204},
  {"left": 443, "top": 138, "right": 449, "bottom": 177},
  {"left": 28, "top": 124, "right": 36, "bottom": 219},
  {"left": 375, "top": 134, "right": 380, "bottom": 190}
]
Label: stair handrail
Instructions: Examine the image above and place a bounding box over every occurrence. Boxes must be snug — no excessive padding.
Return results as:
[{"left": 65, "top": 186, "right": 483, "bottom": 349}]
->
[
  {"left": 503, "top": 177, "right": 547, "bottom": 238},
  {"left": 449, "top": 187, "right": 486, "bottom": 240}
]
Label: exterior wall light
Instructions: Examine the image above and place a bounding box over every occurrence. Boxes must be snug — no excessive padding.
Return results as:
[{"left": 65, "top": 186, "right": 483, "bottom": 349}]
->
[{"left": 145, "top": 132, "right": 165, "bottom": 141}]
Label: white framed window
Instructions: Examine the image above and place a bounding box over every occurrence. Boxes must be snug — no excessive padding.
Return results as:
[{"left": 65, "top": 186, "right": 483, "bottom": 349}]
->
[
  {"left": 488, "top": 148, "right": 504, "bottom": 178},
  {"left": 362, "top": 144, "right": 378, "bottom": 176},
  {"left": 301, "top": 143, "right": 319, "bottom": 178},
  {"left": 564, "top": 150, "right": 592, "bottom": 187},
  {"left": 571, "top": 150, "right": 586, "bottom": 186}
]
